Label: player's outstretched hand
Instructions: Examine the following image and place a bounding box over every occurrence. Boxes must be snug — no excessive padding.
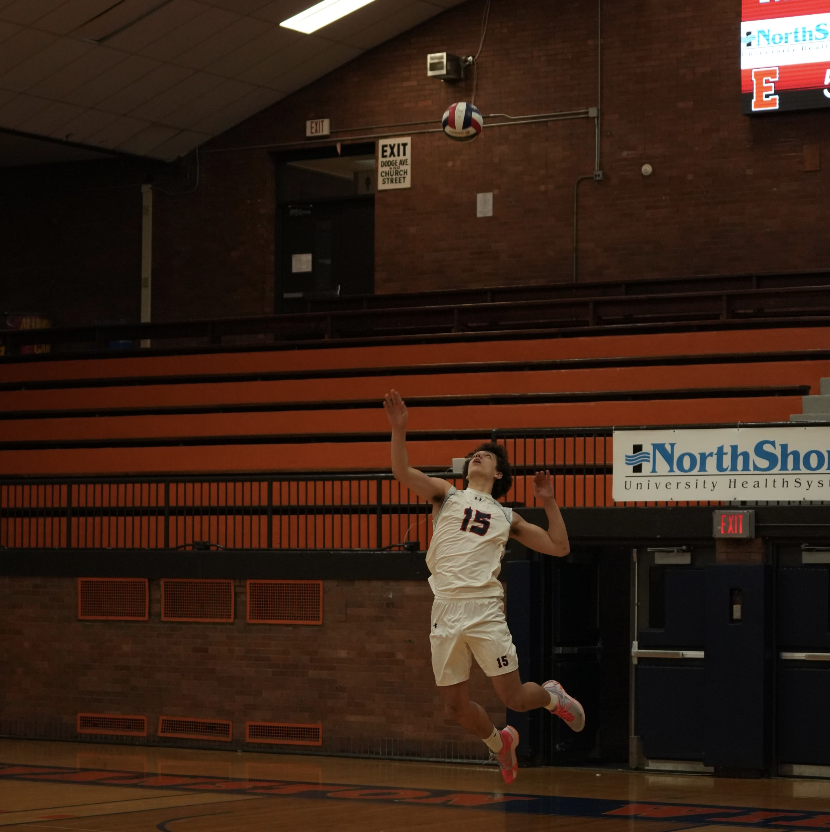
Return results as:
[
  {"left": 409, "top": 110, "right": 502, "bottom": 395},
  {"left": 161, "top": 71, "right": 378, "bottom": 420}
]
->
[
  {"left": 383, "top": 389, "right": 408, "bottom": 430},
  {"left": 532, "top": 470, "right": 557, "bottom": 503}
]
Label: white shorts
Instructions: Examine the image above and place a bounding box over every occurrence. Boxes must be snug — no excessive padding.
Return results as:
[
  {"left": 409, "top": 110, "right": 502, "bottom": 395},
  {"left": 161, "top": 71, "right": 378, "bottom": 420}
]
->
[{"left": 430, "top": 597, "right": 518, "bottom": 687}]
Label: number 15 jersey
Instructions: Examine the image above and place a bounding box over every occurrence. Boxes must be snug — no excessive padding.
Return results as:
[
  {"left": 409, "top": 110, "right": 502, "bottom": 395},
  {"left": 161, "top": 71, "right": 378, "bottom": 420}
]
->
[{"left": 426, "top": 487, "right": 514, "bottom": 601}]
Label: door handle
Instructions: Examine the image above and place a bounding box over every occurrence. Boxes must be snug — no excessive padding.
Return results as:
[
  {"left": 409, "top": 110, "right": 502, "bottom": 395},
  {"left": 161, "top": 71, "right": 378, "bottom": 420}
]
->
[
  {"left": 632, "top": 649, "right": 704, "bottom": 660},
  {"left": 779, "top": 652, "right": 830, "bottom": 662}
]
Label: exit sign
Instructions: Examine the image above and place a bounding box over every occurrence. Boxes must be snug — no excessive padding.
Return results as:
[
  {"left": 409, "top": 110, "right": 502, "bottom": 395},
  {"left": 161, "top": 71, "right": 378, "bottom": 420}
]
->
[
  {"left": 712, "top": 510, "right": 755, "bottom": 539},
  {"left": 306, "top": 118, "right": 330, "bottom": 137}
]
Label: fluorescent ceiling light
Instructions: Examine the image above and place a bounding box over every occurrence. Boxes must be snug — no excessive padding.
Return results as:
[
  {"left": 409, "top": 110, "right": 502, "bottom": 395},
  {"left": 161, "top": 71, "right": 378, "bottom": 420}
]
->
[{"left": 281, "top": 0, "right": 377, "bottom": 34}]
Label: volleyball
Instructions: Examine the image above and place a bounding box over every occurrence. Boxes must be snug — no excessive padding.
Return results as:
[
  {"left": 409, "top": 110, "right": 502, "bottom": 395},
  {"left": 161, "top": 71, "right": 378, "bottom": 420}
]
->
[{"left": 442, "top": 102, "right": 483, "bottom": 142}]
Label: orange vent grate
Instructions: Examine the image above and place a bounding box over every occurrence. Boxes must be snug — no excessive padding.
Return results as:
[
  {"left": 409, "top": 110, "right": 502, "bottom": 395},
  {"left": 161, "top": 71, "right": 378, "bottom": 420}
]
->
[
  {"left": 77, "top": 713, "right": 147, "bottom": 737},
  {"left": 78, "top": 578, "right": 148, "bottom": 621},
  {"left": 247, "top": 580, "right": 322, "bottom": 625},
  {"left": 158, "top": 717, "right": 232, "bottom": 742},
  {"left": 161, "top": 579, "right": 234, "bottom": 623},
  {"left": 246, "top": 722, "right": 322, "bottom": 747}
]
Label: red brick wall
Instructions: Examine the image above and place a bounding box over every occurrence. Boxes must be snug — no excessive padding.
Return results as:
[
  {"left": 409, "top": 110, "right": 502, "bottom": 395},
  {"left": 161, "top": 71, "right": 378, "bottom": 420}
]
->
[
  {"left": 2, "top": 0, "right": 828, "bottom": 324},
  {"left": 0, "top": 577, "right": 503, "bottom": 758},
  {"left": 151, "top": 0, "right": 830, "bottom": 318}
]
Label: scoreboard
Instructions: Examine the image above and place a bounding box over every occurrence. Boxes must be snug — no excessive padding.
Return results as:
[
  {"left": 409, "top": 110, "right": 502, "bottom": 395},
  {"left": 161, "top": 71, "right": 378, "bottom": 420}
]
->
[{"left": 742, "top": 0, "right": 830, "bottom": 113}]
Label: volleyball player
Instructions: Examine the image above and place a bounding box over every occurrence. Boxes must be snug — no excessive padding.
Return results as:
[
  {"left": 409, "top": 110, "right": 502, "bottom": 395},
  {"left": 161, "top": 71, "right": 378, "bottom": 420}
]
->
[{"left": 383, "top": 389, "right": 584, "bottom": 784}]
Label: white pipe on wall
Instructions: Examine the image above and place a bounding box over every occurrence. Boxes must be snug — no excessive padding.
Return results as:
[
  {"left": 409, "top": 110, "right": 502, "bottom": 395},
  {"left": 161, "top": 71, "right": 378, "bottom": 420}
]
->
[{"left": 140, "top": 183, "right": 152, "bottom": 348}]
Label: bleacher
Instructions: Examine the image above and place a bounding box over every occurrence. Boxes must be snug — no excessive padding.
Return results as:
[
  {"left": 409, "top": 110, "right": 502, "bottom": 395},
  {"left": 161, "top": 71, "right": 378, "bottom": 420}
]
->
[
  {"left": 1, "top": 271, "right": 829, "bottom": 552},
  {"left": 0, "top": 323, "right": 825, "bottom": 477}
]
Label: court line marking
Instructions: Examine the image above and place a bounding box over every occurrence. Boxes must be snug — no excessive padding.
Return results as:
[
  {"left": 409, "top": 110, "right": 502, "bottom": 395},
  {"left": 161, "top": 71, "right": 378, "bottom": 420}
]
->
[
  {"left": 0, "top": 792, "right": 257, "bottom": 827},
  {"left": 0, "top": 761, "right": 827, "bottom": 829}
]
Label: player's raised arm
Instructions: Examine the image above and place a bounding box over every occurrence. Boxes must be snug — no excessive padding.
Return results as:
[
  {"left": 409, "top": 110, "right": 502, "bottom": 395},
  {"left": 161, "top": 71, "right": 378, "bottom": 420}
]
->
[
  {"left": 509, "top": 471, "right": 570, "bottom": 557},
  {"left": 384, "top": 389, "right": 451, "bottom": 504}
]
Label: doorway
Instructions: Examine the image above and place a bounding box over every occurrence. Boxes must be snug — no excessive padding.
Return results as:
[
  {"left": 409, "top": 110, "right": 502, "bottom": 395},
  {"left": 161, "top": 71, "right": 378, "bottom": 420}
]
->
[
  {"left": 275, "top": 144, "right": 375, "bottom": 314},
  {"left": 505, "top": 546, "right": 631, "bottom": 766}
]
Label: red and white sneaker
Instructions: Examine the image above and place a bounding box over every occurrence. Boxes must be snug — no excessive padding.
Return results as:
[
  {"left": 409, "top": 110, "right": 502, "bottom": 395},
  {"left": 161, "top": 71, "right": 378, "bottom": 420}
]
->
[
  {"left": 544, "top": 680, "right": 585, "bottom": 732},
  {"left": 493, "top": 726, "right": 519, "bottom": 784}
]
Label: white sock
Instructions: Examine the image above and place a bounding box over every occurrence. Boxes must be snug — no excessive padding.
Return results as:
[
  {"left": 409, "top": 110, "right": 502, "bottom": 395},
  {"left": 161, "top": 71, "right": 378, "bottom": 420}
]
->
[
  {"left": 546, "top": 689, "right": 559, "bottom": 711},
  {"left": 482, "top": 727, "right": 503, "bottom": 753}
]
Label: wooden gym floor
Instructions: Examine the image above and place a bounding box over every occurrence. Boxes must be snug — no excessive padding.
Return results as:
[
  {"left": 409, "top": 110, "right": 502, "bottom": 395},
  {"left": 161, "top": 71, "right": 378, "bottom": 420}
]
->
[{"left": 0, "top": 739, "right": 828, "bottom": 831}]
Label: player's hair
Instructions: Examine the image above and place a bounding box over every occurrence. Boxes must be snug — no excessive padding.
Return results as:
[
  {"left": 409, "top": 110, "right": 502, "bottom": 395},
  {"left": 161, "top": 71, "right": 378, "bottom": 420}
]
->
[{"left": 463, "top": 442, "right": 513, "bottom": 500}]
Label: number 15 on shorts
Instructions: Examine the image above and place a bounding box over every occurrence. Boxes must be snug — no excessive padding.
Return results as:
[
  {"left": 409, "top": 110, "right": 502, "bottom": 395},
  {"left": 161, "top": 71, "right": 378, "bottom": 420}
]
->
[{"left": 496, "top": 655, "right": 509, "bottom": 668}]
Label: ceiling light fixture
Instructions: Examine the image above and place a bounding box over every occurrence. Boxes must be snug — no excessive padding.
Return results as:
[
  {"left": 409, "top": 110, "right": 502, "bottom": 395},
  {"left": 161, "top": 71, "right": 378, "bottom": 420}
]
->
[{"left": 280, "top": 0, "right": 377, "bottom": 34}]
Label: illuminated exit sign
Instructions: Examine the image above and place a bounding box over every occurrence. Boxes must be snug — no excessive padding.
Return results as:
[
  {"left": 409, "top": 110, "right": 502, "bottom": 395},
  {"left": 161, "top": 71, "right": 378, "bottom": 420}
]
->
[{"left": 713, "top": 509, "right": 756, "bottom": 538}]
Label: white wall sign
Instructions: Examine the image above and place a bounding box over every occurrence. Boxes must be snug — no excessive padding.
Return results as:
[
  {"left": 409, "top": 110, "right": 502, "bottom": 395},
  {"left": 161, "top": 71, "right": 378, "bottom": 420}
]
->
[
  {"left": 613, "top": 427, "right": 830, "bottom": 502},
  {"left": 292, "top": 253, "right": 312, "bottom": 273},
  {"left": 306, "top": 118, "right": 330, "bottom": 137},
  {"left": 378, "top": 137, "right": 411, "bottom": 190},
  {"left": 477, "top": 192, "right": 493, "bottom": 217}
]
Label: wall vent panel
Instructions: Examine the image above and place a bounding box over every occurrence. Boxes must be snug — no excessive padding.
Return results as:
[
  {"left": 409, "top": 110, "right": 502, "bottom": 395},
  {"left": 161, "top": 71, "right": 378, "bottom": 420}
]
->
[
  {"left": 246, "top": 721, "right": 322, "bottom": 746},
  {"left": 78, "top": 578, "right": 148, "bottom": 620},
  {"left": 77, "top": 713, "right": 147, "bottom": 737},
  {"left": 247, "top": 580, "right": 322, "bottom": 624},
  {"left": 161, "top": 579, "right": 234, "bottom": 623},
  {"left": 158, "top": 717, "right": 232, "bottom": 741}
]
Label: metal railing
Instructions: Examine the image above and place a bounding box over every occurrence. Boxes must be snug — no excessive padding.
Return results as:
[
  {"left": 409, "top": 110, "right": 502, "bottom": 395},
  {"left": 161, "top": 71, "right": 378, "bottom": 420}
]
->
[
  {"left": 0, "top": 427, "right": 737, "bottom": 551},
  {"left": 3, "top": 278, "right": 830, "bottom": 356}
]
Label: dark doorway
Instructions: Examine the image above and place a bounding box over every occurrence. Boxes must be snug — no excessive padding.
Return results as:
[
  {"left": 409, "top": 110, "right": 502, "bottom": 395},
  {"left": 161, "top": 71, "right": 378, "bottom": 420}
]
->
[
  {"left": 505, "top": 546, "right": 631, "bottom": 766},
  {"left": 275, "top": 144, "right": 375, "bottom": 315}
]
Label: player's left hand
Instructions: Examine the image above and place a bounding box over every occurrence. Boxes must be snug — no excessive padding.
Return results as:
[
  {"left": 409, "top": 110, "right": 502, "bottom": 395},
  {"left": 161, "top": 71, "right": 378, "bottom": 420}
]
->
[{"left": 532, "top": 470, "right": 557, "bottom": 502}]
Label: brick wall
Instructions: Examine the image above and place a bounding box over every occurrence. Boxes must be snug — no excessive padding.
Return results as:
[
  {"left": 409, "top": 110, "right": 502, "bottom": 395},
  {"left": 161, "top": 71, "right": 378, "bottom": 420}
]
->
[
  {"left": 0, "top": 577, "right": 504, "bottom": 759},
  {"left": 151, "top": 0, "right": 830, "bottom": 317},
  {"left": 2, "top": 0, "right": 829, "bottom": 323}
]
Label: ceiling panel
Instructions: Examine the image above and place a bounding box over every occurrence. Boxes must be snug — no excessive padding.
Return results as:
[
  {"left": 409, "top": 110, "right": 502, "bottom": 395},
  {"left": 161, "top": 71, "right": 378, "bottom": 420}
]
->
[
  {"left": 0, "top": 35, "right": 93, "bottom": 92},
  {"left": 0, "top": 0, "right": 466, "bottom": 162},
  {"left": 157, "top": 77, "right": 258, "bottom": 129},
  {"left": 199, "top": 0, "right": 272, "bottom": 13},
  {"left": 52, "top": 107, "right": 121, "bottom": 143},
  {"left": 140, "top": 5, "right": 240, "bottom": 62},
  {"left": 0, "top": 20, "right": 23, "bottom": 43},
  {"left": 250, "top": 0, "right": 307, "bottom": 25},
  {"left": 65, "top": 53, "right": 162, "bottom": 108},
  {"left": 27, "top": 44, "right": 130, "bottom": 99},
  {"left": 104, "top": 0, "right": 206, "bottom": 54},
  {"left": 272, "top": 41, "right": 363, "bottom": 96},
  {"left": 99, "top": 62, "right": 194, "bottom": 114},
  {"left": 190, "top": 84, "right": 283, "bottom": 134},
  {"left": 128, "top": 70, "right": 224, "bottom": 121},
  {"left": 34, "top": 0, "right": 133, "bottom": 36},
  {"left": 84, "top": 113, "right": 152, "bottom": 148},
  {"left": 339, "top": 2, "right": 442, "bottom": 51},
  {"left": 234, "top": 31, "right": 330, "bottom": 87},
  {"left": 117, "top": 122, "right": 180, "bottom": 154},
  {"left": 174, "top": 15, "right": 272, "bottom": 70},
  {"left": 0, "top": 27, "right": 56, "bottom": 75},
  {"left": 16, "top": 99, "right": 85, "bottom": 134},
  {"left": 0, "top": 93, "right": 52, "bottom": 128},
  {"left": 0, "top": 0, "right": 68, "bottom": 27},
  {"left": 73, "top": 0, "right": 180, "bottom": 43},
  {"left": 209, "top": 24, "right": 300, "bottom": 77}
]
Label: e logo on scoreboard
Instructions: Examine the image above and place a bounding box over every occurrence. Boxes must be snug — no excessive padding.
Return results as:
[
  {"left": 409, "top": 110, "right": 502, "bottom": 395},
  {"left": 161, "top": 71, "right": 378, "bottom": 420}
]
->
[
  {"left": 751, "top": 66, "right": 780, "bottom": 110},
  {"left": 741, "top": 0, "right": 830, "bottom": 114}
]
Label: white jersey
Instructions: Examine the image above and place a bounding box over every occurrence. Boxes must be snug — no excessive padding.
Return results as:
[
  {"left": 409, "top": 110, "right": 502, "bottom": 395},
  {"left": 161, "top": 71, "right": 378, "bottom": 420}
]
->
[{"left": 426, "top": 487, "right": 514, "bottom": 600}]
